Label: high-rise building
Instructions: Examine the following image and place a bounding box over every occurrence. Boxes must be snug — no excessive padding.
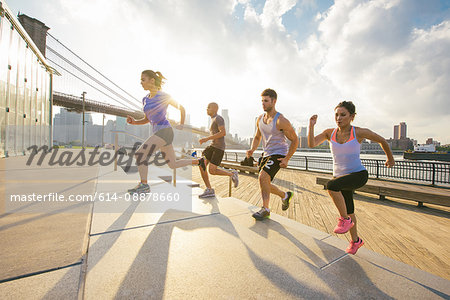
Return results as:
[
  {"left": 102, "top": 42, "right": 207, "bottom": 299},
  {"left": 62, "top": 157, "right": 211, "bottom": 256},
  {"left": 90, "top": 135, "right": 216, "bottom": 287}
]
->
[
  {"left": 394, "top": 125, "right": 399, "bottom": 140},
  {"left": 116, "top": 117, "right": 127, "bottom": 145},
  {"left": 399, "top": 122, "right": 407, "bottom": 139},
  {"left": 53, "top": 108, "right": 94, "bottom": 144},
  {"left": 299, "top": 137, "right": 308, "bottom": 148},
  {"left": 299, "top": 126, "right": 307, "bottom": 137},
  {"left": 221, "top": 109, "right": 230, "bottom": 134},
  {"left": 394, "top": 122, "right": 407, "bottom": 140}
]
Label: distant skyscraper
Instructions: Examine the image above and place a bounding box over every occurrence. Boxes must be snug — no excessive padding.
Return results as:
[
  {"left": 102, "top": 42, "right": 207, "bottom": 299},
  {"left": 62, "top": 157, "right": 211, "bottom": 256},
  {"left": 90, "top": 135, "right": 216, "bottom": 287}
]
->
[
  {"left": 299, "top": 126, "right": 307, "bottom": 137},
  {"left": 299, "top": 137, "right": 308, "bottom": 148},
  {"left": 116, "top": 116, "right": 127, "bottom": 145},
  {"left": 394, "top": 125, "right": 399, "bottom": 140},
  {"left": 399, "top": 122, "right": 407, "bottom": 139},
  {"left": 221, "top": 109, "right": 230, "bottom": 133},
  {"left": 393, "top": 122, "right": 407, "bottom": 140},
  {"left": 53, "top": 108, "right": 82, "bottom": 143}
]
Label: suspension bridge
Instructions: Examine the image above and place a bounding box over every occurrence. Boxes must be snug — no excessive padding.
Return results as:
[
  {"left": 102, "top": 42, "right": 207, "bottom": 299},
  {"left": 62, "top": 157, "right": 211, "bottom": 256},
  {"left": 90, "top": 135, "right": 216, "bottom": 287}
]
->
[{"left": 44, "top": 31, "right": 243, "bottom": 147}]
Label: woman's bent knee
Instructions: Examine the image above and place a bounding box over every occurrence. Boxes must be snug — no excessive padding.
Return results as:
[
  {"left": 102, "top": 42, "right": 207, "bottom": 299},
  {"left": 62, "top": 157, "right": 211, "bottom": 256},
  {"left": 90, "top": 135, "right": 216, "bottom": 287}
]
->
[{"left": 326, "top": 180, "right": 339, "bottom": 191}]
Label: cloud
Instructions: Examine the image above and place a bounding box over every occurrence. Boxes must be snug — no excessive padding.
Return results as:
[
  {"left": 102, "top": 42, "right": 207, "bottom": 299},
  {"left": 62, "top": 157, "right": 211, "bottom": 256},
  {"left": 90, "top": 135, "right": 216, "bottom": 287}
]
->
[
  {"left": 259, "top": 0, "right": 298, "bottom": 29},
  {"left": 11, "top": 0, "right": 449, "bottom": 143},
  {"left": 316, "top": 0, "right": 450, "bottom": 142}
]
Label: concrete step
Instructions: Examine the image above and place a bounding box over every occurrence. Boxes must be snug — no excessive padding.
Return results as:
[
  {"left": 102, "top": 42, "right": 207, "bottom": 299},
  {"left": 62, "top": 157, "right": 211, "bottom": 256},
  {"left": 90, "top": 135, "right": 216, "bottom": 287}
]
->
[{"left": 83, "top": 185, "right": 450, "bottom": 299}]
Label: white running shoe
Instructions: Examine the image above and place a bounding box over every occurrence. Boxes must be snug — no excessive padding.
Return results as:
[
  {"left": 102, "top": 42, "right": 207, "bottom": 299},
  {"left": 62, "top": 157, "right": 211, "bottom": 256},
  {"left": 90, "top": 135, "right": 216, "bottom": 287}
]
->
[{"left": 231, "top": 170, "right": 239, "bottom": 188}]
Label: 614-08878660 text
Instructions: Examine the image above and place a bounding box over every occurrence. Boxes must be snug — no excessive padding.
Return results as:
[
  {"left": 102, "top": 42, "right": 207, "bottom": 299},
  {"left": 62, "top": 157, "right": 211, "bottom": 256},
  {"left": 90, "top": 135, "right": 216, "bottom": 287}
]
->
[{"left": 97, "top": 192, "right": 181, "bottom": 202}]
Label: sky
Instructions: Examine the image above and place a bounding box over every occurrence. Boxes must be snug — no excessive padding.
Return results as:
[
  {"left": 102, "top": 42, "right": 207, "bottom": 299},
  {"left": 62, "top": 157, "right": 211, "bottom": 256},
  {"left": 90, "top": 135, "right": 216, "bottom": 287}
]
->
[{"left": 7, "top": 0, "right": 450, "bottom": 144}]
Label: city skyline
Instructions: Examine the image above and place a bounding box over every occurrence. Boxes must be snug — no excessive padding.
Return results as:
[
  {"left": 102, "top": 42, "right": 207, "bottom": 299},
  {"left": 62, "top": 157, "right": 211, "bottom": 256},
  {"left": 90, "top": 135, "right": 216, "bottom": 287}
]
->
[
  {"left": 53, "top": 108, "right": 441, "bottom": 150},
  {"left": 8, "top": 0, "right": 450, "bottom": 144}
]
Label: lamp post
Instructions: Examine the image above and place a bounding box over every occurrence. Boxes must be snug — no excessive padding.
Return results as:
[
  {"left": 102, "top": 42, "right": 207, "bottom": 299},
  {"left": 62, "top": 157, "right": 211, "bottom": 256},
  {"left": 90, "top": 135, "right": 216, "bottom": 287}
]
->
[{"left": 82, "top": 92, "right": 86, "bottom": 149}]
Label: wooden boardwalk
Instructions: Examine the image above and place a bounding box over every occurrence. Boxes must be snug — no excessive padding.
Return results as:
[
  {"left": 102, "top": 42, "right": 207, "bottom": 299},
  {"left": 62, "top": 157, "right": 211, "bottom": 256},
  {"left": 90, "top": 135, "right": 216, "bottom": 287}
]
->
[{"left": 191, "top": 167, "right": 450, "bottom": 280}]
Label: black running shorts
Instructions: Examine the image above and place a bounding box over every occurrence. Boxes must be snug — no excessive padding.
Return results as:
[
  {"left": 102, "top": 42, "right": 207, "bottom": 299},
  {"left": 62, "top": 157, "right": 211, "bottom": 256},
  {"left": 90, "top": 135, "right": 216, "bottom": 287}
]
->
[
  {"left": 203, "top": 146, "right": 225, "bottom": 166},
  {"left": 258, "top": 155, "right": 285, "bottom": 181},
  {"left": 326, "top": 170, "right": 368, "bottom": 214}
]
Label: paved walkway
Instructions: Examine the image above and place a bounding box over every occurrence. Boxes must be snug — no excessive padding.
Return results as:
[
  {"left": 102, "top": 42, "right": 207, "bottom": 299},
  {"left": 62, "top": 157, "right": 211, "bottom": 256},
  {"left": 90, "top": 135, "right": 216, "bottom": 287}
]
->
[
  {"left": 192, "top": 167, "right": 450, "bottom": 280},
  {"left": 1, "top": 154, "right": 449, "bottom": 299}
]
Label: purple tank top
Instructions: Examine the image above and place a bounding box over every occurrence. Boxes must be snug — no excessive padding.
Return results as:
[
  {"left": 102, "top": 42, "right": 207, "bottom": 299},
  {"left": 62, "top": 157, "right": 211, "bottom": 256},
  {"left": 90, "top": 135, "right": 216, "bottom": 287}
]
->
[{"left": 142, "top": 91, "right": 171, "bottom": 132}]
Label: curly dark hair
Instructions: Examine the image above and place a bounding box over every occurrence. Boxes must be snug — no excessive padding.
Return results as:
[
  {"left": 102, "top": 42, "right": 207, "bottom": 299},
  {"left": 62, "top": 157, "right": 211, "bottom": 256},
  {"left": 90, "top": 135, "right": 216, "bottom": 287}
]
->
[{"left": 335, "top": 101, "right": 356, "bottom": 115}]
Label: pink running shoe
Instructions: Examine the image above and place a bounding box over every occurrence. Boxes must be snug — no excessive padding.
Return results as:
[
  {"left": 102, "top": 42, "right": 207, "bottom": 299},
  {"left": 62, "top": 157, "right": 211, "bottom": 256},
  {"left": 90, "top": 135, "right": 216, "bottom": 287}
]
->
[
  {"left": 333, "top": 217, "right": 354, "bottom": 234},
  {"left": 346, "top": 238, "right": 364, "bottom": 254}
]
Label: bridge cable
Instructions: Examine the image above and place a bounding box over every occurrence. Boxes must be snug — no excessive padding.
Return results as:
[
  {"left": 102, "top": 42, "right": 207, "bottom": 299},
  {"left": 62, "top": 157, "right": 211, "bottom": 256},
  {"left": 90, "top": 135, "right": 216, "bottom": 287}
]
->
[
  {"left": 47, "top": 32, "right": 139, "bottom": 102},
  {"left": 46, "top": 46, "right": 140, "bottom": 110},
  {"left": 47, "top": 58, "right": 141, "bottom": 111}
]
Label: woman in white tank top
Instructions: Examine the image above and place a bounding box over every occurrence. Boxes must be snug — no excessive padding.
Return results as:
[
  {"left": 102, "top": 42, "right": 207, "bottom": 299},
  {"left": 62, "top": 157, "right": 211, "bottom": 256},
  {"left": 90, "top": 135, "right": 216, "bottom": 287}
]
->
[{"left": 308, "top": 101, "right": 395, "bottom": 254}]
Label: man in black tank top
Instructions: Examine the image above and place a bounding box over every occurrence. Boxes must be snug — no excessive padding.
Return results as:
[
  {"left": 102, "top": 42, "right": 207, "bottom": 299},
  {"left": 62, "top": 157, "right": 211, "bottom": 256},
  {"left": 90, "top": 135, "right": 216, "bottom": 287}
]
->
[{"left": 247, "top": 89, "right": 299, "bottom": 220}]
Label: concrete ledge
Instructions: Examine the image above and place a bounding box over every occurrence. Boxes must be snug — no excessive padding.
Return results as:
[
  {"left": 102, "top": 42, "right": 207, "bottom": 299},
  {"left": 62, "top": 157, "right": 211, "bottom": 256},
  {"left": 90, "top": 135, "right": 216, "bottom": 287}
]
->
[{"left": 0, "top": 264, "right": 81, "bottom": 300}]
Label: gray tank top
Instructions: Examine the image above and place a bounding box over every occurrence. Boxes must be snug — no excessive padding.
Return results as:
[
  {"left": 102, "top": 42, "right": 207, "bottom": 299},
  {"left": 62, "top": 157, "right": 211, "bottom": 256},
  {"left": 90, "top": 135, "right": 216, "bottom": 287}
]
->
[{"left": 259, "top": 112, "right": 288, "bottom": 157}]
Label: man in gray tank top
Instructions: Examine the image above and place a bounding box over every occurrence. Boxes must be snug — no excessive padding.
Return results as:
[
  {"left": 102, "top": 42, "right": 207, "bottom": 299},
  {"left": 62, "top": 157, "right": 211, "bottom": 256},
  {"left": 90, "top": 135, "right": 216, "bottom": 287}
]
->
[
  {"left": 198, "top": 102, "right": 239, "bottom": 198},
  {"left": 247, "top": 89, "right": 298, "bottom": 220}
]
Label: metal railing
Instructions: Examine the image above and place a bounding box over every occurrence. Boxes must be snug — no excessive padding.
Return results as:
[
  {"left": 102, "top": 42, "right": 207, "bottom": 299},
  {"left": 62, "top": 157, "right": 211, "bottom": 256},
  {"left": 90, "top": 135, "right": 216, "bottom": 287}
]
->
[{"left": 220, "top": 151, "right": 450, "bottom": 187}]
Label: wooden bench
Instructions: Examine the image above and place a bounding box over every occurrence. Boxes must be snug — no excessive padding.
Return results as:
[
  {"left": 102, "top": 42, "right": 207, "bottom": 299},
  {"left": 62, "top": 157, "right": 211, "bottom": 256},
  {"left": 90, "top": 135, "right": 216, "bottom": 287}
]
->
[
  {"left": 215, "top": 161, "right": 258, "bottom": 196},
  {"left": 220, "top": 161, "right": 259, "bottom": 174},
  {"left": 316, "top": 176, "right": 450, "bottom": 208}
]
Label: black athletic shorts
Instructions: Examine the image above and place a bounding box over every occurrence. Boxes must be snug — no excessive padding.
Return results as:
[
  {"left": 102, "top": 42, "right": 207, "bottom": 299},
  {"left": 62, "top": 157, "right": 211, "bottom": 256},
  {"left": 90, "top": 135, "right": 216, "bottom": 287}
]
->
[
  {"left": 326, "top": 170, "right": 368, "bottom": 214},
  {"left": 258, "top": 155, "right": 285, "bottom": 181},
  {"left": 154, "top": 127, "right": 174, "bottom": 146},
  {"left": 203, "top": 146, "right": 225, "bottom": 166}
]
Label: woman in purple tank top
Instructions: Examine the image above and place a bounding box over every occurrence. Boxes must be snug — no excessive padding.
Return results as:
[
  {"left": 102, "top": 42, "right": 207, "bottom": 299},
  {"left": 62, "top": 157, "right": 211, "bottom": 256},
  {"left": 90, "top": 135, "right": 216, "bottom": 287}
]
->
[
  {"left": 308, "top": 101, "right": 395, "bottom": 254},
  {"left": 126, "top": 70, "right": 201, "bottom": 194}
]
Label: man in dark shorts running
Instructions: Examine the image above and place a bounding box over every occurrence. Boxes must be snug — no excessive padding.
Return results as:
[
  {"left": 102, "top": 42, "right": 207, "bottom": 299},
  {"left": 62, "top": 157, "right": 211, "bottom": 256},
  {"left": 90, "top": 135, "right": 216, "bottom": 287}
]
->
[
  {"left": 198, "top": 102, "right": 239, "bottom": 198},
  {"left": 247, "top": 89, "right": 298, "bottom": 220}
]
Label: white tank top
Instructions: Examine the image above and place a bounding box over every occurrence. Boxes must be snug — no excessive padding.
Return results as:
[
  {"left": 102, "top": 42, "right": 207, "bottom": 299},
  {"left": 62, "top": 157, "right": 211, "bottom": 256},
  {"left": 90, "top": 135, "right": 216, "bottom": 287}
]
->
[
  {"left": 330, "top": 126, "right": 366, "bottom": 177},
  {"left": 259, "top": 112, "right": 288, "bottom": 157}
]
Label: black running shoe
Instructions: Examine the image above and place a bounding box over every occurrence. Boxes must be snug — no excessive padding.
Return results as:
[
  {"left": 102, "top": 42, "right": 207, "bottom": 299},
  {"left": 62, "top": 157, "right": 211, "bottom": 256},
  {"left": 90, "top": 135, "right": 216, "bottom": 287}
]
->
[
  {"left": 198, "top": 157, "right": 206, "bottom": 171},
  {"left": 252, "top": 207, "right": 270, "bottom": 220},
  {"left": 282, "top": 191, "right": 293, "bottom": 211}
]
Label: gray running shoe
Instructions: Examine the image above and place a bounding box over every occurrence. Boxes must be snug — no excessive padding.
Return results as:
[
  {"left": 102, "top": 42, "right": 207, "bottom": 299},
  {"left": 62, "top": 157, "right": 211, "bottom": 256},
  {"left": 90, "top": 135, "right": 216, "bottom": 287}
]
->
[
  {"left": 282, "top": 191, "right": 293, "bottom": 211},
  {"left": 231, "top": 170, "right": 239, "bottom": 188},
  {"left": 199, "top": 188, "right": 215, "bottom": 198},
  {"left": 128, "top": 183, "right": 150, "bottom": 194},
  {"left": 252, "top": 207, "right": 270, "bottom": 220}
]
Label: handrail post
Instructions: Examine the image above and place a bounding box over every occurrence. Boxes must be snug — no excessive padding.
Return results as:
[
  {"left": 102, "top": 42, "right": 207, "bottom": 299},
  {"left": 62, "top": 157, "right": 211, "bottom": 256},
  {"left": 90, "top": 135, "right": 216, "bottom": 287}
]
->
[
  {"left": 235, "top": 152, "right": 238, "bottom": 162},
  {"left": 114, "top": 133, "right": 118, "bottom": 171},
  {"left": 305, "top": 156, "right": 308, "bottom": 171},
  {"left": 376, "top": 160, "right": 379, "bottom": 179},
  {"left": 432, "top": 163, "right": 435, "bottom": 186},
  {"left": 173, "top": 168, "right": 176, "bottom": 187},
  {"left": 228, "top": 176, "right": 232, "bottom": 197}
]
